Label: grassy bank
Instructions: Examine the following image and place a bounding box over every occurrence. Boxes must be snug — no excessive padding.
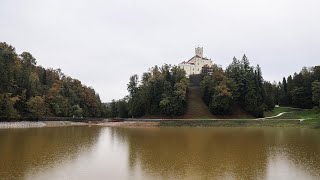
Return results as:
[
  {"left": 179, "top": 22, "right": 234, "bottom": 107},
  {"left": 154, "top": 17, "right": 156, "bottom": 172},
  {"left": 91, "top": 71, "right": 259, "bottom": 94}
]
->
[
  {"left": 273, "top": 109, "right": 320, "bottom": 120},
  {"left": 264, "top": 106, "right": 320, "bottom": 120},
  {"left": 264, "top": 107, "right": 299, "bottom": 117},
  {"left": 159, "top": 120, "right": 320, "bottom": 128}
]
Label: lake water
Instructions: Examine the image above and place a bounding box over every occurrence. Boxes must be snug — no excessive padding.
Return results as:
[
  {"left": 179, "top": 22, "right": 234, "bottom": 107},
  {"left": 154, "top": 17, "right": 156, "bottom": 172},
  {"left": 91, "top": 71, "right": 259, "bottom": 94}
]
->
[{"left": 0, "top": 126, "right": 320, "bottom": 180}]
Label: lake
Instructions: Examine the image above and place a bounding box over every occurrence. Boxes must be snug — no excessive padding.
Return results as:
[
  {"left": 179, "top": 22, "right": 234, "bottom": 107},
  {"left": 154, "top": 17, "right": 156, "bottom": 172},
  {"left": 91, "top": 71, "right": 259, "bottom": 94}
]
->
[{"left": 0, "top": 126, "right": 320, "bottom": 180}]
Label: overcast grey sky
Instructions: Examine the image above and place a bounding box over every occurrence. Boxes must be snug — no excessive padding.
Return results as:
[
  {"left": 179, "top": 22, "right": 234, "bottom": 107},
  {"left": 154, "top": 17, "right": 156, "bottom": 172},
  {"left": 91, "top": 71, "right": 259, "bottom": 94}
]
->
[{"left": 1, "top": 0, "right": 319, "bottom": 102}]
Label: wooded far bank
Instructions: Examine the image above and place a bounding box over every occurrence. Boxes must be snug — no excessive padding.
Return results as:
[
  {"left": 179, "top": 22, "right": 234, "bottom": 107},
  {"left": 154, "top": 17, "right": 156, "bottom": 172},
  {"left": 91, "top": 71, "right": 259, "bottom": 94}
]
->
[{"left": 1, "top": 42, "right": 319, "bottom": 120}]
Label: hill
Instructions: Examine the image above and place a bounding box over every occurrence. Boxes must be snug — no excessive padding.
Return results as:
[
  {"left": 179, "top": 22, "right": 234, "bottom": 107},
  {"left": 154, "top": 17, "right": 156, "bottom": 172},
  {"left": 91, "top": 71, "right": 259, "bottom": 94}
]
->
[{"left": 182, "top": 87, "right": 253, "bottom": 119}]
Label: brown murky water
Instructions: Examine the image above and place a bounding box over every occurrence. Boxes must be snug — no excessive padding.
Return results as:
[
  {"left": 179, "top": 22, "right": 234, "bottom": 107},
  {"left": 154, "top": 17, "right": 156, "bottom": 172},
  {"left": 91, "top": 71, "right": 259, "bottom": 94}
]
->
[{"left": 0, "top": 126, "right": 320, "bottom": 180}]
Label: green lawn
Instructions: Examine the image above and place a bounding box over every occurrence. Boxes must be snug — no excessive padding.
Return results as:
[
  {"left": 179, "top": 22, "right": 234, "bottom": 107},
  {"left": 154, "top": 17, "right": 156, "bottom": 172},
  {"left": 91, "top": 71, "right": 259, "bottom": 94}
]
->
[
  {"left": 274, "top": 109, "right": 320, "bottom": 120},
  {"left": 264, "top": 107, "right": 300, "bottom": 117},
  {"left": 266, "top": 106, "right": 320, "bottom": 120},
  {"left": 159, "top": 119, "right": 320, "bottom": 128}
]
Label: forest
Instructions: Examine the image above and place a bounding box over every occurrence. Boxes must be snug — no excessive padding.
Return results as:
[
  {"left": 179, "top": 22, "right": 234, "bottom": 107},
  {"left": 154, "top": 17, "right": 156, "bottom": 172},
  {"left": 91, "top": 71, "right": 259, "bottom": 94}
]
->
[
  {"left": 108, "top": 64, "right": 188, "bottom": 118},
  {"left": 276, "top": 66, "right": 320, "bottom": 109},
  {"left": 0, "top": 42, "right": 107, "bottom": 120},
  {"left": 200, "top": 55, "right": 320, "bottom": 118},
  {"left": 200, "top": 55, "right": 272, "bottom": 118},
  {"left": 1, "top": 42, "right": 319, "bottom": 120},
  {"left": 111, "top": 55, "right": 320, "bottom": 118}
]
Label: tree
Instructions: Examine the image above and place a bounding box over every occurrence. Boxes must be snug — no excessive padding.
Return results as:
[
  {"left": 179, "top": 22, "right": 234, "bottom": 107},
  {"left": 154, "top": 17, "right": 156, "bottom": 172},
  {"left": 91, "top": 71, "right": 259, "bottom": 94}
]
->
[
  {"left": 0, "top": 42, "right": 107, "bottom": 120},
  {"left": 117, "top": 99, "right": 129, "bottom": 118},
  {"left": 127, "top": 75, "right": 139, "bottom": 96},
  {"left": 245, "top": 88, "right": 258, "bottom": 113},
  {"left": 0, "top": 93, "right": 20, "bottom": 120},
  {"left": 110, "top": 100, "right": 118, "bottom": 118},
  {"left": 21, "top": 52, "right": 36, "bottom": 66},
  {"left": 287, "top": 75, "right": 293, "bottom": 104},
  {"left": 27, "top": 96, "right": 46, "bottom": 119},
  {"left": 255, "top": 65, "right": 265, "bottom": 105},
  {"left": 263, "top": 82, "right": 275, "bottom": 111},
  {"left": 126, "top": 64, "right": 188, "bottom": 117},
  {"left": 291, "top": 87, "right": 312, "bottom": 108},
  {"left": 72, "top": 105, "right": 83, "bottom": 117},
  {"left": 312, "top": 80, "right": 320, "bottom": 106},
  {"left": 279, "top": 77, "right": 289, "bottom": 105},
  {"left": 209, "top": 83, "right": 233, "bottom": 115},
  {"left": 280, "top": 66, "right": 319, "bottom": 109},
  {"left": 0, "top": 42, "right": 17, "bottom": 94},
  {"left": 128, "top": 90, "right": 146, "bottom": 117}
]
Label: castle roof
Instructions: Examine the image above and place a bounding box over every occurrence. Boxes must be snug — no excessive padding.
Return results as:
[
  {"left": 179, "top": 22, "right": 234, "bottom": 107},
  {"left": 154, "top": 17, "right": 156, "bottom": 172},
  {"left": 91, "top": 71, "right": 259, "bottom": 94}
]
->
[{"left": 182, "top": 55, "right": 211, "bottom": 64}]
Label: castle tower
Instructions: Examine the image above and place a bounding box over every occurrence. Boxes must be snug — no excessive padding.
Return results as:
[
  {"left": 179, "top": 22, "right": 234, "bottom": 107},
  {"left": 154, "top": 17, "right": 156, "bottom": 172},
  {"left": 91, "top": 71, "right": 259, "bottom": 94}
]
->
[{"left": 195, "top": 47, "right": 203, "bottom": 57}]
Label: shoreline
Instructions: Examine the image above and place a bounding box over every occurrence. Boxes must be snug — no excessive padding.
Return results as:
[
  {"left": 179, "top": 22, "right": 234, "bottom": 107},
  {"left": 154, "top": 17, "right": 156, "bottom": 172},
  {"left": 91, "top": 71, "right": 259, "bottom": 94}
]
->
[
  {"left": 0, "top": 119, "right": 319, "bottom": 129},
  {"left": 0, "top": 121, "right": 88, "bottom": 129}
]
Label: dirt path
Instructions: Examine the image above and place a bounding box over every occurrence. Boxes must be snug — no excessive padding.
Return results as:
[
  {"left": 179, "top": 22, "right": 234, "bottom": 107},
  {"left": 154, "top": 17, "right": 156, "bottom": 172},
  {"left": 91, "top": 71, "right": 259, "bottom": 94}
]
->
[
  {"left": 261, "top": 112, "right": 305, "bottom": 121},
  {"left": 260, "top": 112, "right": 291, "bottom": 119},
  {"left": 183, "top": 87, "right": 215, "bottom": 119}
]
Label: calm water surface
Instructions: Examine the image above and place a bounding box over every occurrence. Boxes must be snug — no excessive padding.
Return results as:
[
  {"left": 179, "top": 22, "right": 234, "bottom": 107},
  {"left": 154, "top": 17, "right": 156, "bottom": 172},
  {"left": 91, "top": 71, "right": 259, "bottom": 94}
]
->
[{"left": 0, "top": 126, "right": 320, "bottom": 180}]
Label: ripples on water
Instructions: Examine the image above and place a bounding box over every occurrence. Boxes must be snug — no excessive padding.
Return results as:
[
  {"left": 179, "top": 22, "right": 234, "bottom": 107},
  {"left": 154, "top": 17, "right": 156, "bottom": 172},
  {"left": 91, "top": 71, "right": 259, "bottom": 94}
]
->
[{"left": 0, "top": 127, "right": 319, "bottom": 180}]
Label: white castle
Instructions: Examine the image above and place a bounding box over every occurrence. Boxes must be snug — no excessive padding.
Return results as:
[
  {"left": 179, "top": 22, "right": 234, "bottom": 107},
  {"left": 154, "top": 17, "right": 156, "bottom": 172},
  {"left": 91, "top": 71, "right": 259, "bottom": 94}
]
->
[{"left": 179, "top": 47, "right": 213, "bottom": 76}]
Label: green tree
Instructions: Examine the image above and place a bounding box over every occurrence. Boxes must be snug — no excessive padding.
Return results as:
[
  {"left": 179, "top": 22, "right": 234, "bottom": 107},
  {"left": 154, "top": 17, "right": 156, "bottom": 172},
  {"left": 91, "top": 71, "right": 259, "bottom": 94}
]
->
[
  {"left": 72, "top": 105, "right": 83, "bottom": 117},
  {"left": 127, "top": 75, "right": 139, "bottom": 96},
  {"left": 0, "top": 43, "right": 17, "bottom": 94},
  {"left": 117, "top": 99, "right": 129, "bottom": 118},
  {"left": 312, "top": 80, "right": 320, "bottom": 106},
  {"left": 126, "top": 64, "right": 188, "bottom": 117},
  {"left": 279, "top": 77, "right": 289, "bottom": 105},
  {"left": 263, "top": 82, "right": 275, "bottom": 111},
  {"left": 110, "top": 100, "right": 118, "bottom": 118},
  {"left": 27, "top": 96, "right": 46, "bottom": 119}
]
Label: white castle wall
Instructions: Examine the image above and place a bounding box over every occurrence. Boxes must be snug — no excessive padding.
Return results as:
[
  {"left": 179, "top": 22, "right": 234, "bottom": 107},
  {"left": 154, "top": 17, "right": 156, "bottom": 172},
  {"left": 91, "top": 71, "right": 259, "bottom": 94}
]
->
[{"left": 179, "top": 47, "right": 213, "bottom": 76}]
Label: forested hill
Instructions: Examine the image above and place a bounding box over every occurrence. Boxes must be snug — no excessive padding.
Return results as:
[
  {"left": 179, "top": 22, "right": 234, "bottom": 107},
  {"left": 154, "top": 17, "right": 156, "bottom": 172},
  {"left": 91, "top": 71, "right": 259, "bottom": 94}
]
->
[
  {"left": 110, "top": 55, "right": 320, "bottom": 119},
  {"left": 2, "top": 42, "right": 319, "bottom": 120},
  {"left": 0, "top": 42, "right": 107, "bottom": 120}
]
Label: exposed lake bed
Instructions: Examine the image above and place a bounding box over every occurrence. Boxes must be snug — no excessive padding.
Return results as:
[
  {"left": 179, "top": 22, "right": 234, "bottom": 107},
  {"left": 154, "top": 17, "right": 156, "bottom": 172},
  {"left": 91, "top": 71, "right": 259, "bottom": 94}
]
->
[{"left": 1, "top": 119, "right": 320, "bottom": 130}]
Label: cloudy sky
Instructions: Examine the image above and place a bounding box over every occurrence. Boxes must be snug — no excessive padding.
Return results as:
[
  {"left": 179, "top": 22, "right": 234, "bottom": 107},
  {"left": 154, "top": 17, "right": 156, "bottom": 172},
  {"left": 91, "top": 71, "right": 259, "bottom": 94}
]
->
[{"left": 1, "top": 0, "right": 319, "bottom": 102}]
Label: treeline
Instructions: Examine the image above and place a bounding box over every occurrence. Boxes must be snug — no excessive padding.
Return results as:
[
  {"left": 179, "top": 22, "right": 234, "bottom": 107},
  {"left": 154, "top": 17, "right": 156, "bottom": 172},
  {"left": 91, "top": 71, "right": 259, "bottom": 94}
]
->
[
  {"left": 276, "top": 66, "right": 320, "bottom": 108},
  {"left": 0, "top": 42, "right": 107, "bottom": 120},
  {"left": 201, "top": 55, "right": 275, "bottom": 118},
  {"left": 108, "top": 64, "right": 188, "bottom": 118}
]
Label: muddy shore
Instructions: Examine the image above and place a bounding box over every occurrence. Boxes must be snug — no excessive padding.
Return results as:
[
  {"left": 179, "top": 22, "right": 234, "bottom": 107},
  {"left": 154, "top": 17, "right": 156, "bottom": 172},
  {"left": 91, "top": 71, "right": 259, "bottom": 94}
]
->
[
  {"left": 0, "top": 119, "right": 318, "bottom": 129},
  {"left": 0, "top": 121, "right": 87, "bottom": 129}
]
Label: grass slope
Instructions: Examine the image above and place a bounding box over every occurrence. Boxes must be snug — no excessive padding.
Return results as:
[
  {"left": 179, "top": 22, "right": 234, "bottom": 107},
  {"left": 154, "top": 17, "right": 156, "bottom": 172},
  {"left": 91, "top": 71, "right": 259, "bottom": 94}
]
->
[
  {"left": 182, "top": 87, "right": 215, "bottom": 119},
  {"left": 182, "top": 87, "right": 253, "bottom": 119}
]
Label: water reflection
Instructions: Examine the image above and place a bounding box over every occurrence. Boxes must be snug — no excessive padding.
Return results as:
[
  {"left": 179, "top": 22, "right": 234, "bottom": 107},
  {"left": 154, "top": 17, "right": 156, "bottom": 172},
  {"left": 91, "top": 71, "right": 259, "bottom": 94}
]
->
[
  {"left": 0, "top": 127, "right": 319, "bottom": 180},
  {"left": 0, "top": 126, "right": 101, "bottom": 179},
  {"left": 111, "top": 127, "right": 320, "bottom": 180}
]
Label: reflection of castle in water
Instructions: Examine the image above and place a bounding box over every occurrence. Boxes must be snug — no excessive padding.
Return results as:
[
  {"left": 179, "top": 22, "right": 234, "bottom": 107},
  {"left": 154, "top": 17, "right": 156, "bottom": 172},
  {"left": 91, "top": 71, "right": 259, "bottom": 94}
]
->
[{"left": 111, "top": 128, "right": 320, "bottom": 179}]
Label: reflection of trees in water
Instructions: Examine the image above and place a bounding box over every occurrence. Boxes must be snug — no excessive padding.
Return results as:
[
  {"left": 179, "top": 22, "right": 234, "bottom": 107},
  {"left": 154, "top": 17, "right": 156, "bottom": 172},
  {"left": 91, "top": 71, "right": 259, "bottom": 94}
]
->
[
  {"left": 269, "top": 128, "right": 320, "bottom": 176},
  {"left": 0, "top": 126, "right": 101, "bottom": 179},
  {"left": 111, "top": 128, "right": 271, "bottom": 179}
]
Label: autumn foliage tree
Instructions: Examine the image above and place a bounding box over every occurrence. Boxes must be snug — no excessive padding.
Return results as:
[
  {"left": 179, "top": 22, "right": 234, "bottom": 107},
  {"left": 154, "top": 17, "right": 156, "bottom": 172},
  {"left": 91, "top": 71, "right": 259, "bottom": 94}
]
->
[{"left": 0, "top": 42, "right": 106, "bottom": 121}]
